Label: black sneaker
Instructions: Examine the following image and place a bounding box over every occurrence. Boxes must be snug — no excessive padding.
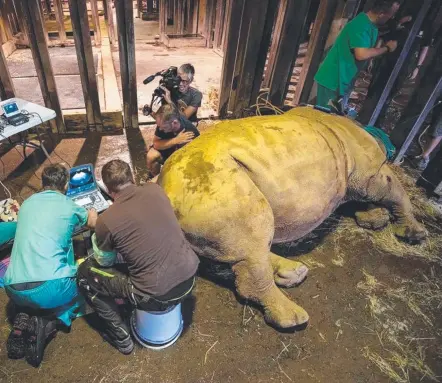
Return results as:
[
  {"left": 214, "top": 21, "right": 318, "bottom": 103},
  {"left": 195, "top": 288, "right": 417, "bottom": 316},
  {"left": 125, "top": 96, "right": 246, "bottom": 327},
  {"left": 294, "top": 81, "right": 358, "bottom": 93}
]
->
[
  {"left": 7, "top": 312, "right": 30, "bottom": 359},
  {"left": 25, "top": 316, "right": 57, "bottom": 368},
  {"left": 102, "top": 332, "right": 134, "bottom": 355}
]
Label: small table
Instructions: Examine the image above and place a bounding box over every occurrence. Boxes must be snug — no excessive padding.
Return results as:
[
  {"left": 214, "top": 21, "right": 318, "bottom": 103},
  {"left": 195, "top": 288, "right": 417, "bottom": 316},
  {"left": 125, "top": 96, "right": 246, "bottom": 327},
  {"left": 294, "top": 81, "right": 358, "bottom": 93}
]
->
[{"left": 0, "top": 98, "right": 57, "bottom": 160}]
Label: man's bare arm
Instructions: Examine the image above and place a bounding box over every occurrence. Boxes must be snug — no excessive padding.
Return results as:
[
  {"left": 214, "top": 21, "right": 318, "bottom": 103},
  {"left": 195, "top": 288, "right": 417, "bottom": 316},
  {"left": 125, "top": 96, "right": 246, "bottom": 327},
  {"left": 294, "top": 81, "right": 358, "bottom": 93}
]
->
[{"left": 153, "top": 135, "right": 178, "bottom": 151}]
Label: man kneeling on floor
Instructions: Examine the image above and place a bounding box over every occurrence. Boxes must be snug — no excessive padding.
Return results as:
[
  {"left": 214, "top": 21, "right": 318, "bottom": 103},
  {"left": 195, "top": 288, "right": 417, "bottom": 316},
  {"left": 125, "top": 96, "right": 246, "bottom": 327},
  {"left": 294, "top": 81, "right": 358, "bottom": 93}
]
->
[
  {"left": 146, "top": 103, "right": 200, "bottom": 179},
  {"left": 4, "top": 164, "right": 97, "bottom": 367},
  {"left": 77, "top": 159, "right": 199, "bottom": 354}
]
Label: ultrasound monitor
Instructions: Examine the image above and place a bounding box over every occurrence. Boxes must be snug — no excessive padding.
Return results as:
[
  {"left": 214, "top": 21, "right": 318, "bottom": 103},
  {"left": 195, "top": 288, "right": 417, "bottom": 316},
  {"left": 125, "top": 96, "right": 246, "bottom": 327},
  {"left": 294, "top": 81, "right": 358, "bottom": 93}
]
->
[{"left": 2, "top": 102, "right": 20, "bottom": 117}]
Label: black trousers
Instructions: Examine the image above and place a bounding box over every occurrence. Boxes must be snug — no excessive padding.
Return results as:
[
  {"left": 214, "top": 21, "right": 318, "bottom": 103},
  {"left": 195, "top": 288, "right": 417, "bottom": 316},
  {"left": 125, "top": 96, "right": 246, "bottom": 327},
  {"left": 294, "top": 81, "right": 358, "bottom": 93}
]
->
[{"left": 77, "top": 259, "right": 194, "bottom": 341}]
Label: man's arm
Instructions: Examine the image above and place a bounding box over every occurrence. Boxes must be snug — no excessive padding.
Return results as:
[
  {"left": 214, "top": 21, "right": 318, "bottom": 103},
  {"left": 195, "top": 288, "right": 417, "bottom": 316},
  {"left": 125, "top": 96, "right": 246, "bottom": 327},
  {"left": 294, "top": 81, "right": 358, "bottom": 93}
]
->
[
  {"left": 353, "top": 40, "right": 397, "bottom": 61},
  {"left": 153, "top": 131, "right": 195, "bottom": 151},
  {"left": 93, "top": 218, "right": 117, "bottom": 267}
]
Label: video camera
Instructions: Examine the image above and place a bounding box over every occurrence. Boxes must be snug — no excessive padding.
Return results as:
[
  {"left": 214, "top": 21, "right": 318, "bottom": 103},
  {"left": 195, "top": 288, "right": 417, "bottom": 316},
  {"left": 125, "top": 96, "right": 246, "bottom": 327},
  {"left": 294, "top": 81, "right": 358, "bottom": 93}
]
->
[{"left": 142, "top": 66, "right": 182, "bottom": 116}]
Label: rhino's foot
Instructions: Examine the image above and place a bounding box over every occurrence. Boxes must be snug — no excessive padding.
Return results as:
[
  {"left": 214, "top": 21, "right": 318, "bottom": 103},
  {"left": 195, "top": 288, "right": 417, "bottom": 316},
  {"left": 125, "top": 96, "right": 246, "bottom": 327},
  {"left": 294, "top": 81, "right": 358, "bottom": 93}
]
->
[
  {"left": 263, "top": 291, "right": 309, "bottom": 328},
  {"left": 392, "top": 220, "right": 428, "bottom": 244},
  {"left": 270, "top": 254, "right": 309, "bottom": 288},
  {"left": 355, "top": 208, "right": 390, "bottom": 231}
]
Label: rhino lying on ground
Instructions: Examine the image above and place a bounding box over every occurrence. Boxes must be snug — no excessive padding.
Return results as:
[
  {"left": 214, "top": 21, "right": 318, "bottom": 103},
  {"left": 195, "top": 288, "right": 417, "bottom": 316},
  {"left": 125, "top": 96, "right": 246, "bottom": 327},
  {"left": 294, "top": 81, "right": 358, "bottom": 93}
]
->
[{"left": 158, "top": 107, "right": 427, "bottom": 328}]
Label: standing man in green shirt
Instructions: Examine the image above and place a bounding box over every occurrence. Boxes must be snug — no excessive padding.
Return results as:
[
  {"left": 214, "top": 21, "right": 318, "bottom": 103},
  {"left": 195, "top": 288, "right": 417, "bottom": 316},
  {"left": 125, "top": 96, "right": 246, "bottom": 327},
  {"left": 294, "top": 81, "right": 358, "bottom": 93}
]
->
[{"left": 314, "top": 0, "right": 401, "bottom": 114}]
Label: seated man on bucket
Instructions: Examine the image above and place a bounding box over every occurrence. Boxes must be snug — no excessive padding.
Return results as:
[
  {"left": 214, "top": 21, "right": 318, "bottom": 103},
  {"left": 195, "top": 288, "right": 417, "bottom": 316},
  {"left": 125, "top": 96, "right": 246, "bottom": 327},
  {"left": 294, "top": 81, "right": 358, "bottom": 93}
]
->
[
  {"left": 77, "top": 159, "right": 199, "bottom": 354},
  {"left": 146, "top": 103, "right": 200, "bottom": 179},
  {"left": 4, "top": 163, "right": 97, "bottom": 367}
]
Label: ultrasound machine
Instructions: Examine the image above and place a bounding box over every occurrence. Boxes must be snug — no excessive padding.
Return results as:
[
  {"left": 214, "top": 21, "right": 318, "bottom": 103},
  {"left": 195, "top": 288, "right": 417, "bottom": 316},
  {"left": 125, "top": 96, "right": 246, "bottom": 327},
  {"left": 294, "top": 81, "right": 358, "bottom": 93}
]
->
[
  {"left": 67, "top": 164, "right": 110, "bottom": 213},
  {"left": 1, "top": 101, "right": 29, "bottom": 126}
]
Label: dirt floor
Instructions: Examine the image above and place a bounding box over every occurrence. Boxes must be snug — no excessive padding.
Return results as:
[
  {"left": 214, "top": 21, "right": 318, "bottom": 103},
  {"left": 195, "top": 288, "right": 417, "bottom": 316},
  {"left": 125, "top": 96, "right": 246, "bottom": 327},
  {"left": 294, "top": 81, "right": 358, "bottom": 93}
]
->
[{"left": 0, "top": 119, "right": 441, "bottom": 382}]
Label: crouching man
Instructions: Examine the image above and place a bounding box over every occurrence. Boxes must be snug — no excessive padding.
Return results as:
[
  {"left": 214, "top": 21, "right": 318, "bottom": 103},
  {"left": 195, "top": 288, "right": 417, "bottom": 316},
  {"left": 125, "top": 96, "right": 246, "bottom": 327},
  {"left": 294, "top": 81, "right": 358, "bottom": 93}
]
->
[
  {"left": 4, "top": 164, "right": 97, "bottom": 367},
  {"left": 146, "top": 103, "right": 200, "bottom": 179},
  {"left": 77, "top": 159, "right": 199, "bottom": 354}
]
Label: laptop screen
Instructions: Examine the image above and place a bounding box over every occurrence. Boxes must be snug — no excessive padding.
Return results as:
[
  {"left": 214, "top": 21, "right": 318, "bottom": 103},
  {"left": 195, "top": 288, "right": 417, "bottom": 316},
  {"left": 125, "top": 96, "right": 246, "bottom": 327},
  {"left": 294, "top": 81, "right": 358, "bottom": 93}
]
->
[
  {"left": 67, "top": 164, "right": 96, "bottom": 197},
  {"left": 2, "top": 102, "right": 20, "bottom": 117}
]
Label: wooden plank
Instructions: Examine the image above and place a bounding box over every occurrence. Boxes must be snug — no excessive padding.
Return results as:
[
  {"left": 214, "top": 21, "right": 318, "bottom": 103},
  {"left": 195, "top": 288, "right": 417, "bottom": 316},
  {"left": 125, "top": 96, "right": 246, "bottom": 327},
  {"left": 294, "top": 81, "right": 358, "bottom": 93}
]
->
[
  {"left": 90, "top": 0, "right": 102, "bottom": 47},
  {"left": 20, "top": 0, "right": 65, "bottom": 133},
  {"left": 228, "top": 0, "right": 270, "bottom": 117},
  {"left": 0, "top": 44, "right": 15, "bottom": 100},
  {"left": 218, "top": 0, "right": 245, "bottom": 118},
  {"left": 137, "top": 0, "right": 142, "bottom": 18},
  {"left": 192, "top": 0, "right": 199, "bottom": 34},
  {"left": 12, "top": 0, "right": 29, "bottom": 45},
  {"left": 53, "top": 0, "right": 67, "bottom": 43},
  {"left": 250, "top": 0, "right": 279, "bottom": 104},
  {"left": 204, "top": 0, "right": 215, "bottom": 47},
  {"left": 361, "top": 0, "right": 432, "bottom": 126},
  {"left": 264, "top": 0, "right": 311, "bottom": 106},
  {"left": 159, "top": 0, "right": 166, "bottom": 35},
  {"left": 106, "top": 0, "right": 115, "bottom": 44},
  {"left": 221, "top": 0, "right": 231, "bottom": 52},
  {"left": 174, "top": 0, "right": 184, "bottom": 34},
  {"left": 0, "top": 0, "right": 13, "bottom": 41},
  {"left": 292, "top": 0, "right": 338, "bottom": 106},
  {"left": 115, "top": 0, "right": 138, "bottom": 128},
  {"left": 394, "top": 76, "right": 442, "bottom": 165},
  {"left": 68, "top": 0, "right": 103, "bottom": 131},
  {"left": 213, "top": 0, "right": 224, "bottom": 49}
]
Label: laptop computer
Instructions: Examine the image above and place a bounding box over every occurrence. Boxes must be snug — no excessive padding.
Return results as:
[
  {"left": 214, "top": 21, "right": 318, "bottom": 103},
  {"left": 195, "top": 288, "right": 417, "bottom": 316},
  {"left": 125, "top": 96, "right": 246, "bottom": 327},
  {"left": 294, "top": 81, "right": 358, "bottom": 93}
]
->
[
  {"left": 1, "top": 101, "right": 29, "bottom": 126},
  {"left": 67, "top": 164, "right": 110, "bottom": 213}
]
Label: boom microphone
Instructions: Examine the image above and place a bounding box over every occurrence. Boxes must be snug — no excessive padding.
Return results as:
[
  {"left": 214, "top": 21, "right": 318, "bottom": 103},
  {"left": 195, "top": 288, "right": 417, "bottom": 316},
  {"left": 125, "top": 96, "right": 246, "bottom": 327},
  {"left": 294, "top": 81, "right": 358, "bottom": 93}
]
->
[{"left": 143, "top": 75, "right": 157, "bottom": 85}]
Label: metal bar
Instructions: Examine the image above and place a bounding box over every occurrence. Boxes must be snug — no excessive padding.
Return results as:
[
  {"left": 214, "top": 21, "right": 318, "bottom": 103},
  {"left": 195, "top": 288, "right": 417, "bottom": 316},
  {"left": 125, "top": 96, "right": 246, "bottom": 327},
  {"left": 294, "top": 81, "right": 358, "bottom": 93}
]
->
[
  {"left": 367, "top": 0, "right": 432, "bottom": 126},
  {"left": 393, "top": 75, "right": 442, "bottom": 165}
]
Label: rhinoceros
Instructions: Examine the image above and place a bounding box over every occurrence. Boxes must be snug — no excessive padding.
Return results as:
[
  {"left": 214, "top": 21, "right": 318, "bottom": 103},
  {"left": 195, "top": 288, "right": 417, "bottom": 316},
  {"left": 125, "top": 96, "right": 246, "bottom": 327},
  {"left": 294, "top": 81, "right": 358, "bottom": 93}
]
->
[{"left": 158, "top": 107, "right": 427, "bottom": 328}]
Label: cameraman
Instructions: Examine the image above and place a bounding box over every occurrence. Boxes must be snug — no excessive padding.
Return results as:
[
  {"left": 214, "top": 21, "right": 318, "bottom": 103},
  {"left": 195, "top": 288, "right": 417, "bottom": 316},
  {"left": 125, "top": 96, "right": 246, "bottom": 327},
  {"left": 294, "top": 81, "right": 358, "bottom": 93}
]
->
[
  {"left": 146, "top": 103, "right": 200, "bottom": 179},
  {"left": 160, "top": 63, "right": 202, "bottom": 123}
]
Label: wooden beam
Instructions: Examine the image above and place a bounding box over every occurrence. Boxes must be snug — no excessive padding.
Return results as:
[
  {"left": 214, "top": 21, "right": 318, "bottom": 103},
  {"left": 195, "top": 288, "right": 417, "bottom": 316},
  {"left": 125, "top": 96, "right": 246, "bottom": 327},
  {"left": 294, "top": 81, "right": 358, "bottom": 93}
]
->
[
  {"left": 360, "top": 0, "right": 432, "bottom": 126},
  {"left": 90, "top": 0, "right": 102, "bottom": 47},
  {"left": 68, "top": 0, "right": 103, "bottom": 131},
  {"left": 0, "top": 0, "right": 14, "bottom": 41},
  {"left": 221, "top": 0, "right": 231, "bottom": 52},
  {"left": 106, "top": 0, "right": 115, "bottom": 44},
  {"left": 393, "top": 75, "right": 442, "bottom": 165},
  {"left": 228, "top": 0, "right": 271, "bottom": 117},
  {"left": 20, "top": 0, "right": 65, "bottom": 133},
  {"left": 0, "top": 45, "right": 15, "bottom": 100},
  {"left": 174, "top": 0, "right": 184, "bottom": 34},
  {"left": 264, "top": 0, "right": 311, "bottom": 106},
  {"left": 159, "top": 0, "right": 166, "bottom": 35},
  {"left": 115, "top": 0, "right": 138, "bottom": 128},
  {"left": 137, "top": 0, "right": 142, "bottom": 18},
  {"left": 218, "top": 0, "right": 244, "bottom": 118},
  {"left": 12, "top": 0, "right": 29, "bottom": 45},
  {"left": 292, "top": 0, "right": 338, "bottom": 106},
  {"left": 250, "top": 0, "right": 279, "bottom": 104},
  {"left": 53, "top": 0, "right": 67, "bottom": 43},
  {"left": 204, "top": 0, "right": 215, "bottom": 47},
  {"left": 213, "top": 0, "right": 225, "bottom": 49}
]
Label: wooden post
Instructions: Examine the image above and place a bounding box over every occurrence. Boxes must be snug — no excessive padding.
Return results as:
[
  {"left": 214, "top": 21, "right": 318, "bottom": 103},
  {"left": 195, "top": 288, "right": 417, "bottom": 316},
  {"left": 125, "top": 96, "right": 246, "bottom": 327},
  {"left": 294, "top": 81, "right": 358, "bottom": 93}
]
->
[
  {"left": 12, "top": 0, "right": 29, "bottom": 45},
  {"left": 115, "top": 0, "right": 138, "bottom": 129},
  {"left": 228, "top": 0, "right": 272, "bottom": 117},
  {"left": 221, "top": 0, "right": 231, "bottom": 52},
  {"left": 106, "top": 0, "right": 115, "bottom": 44},
  {"left": 393, "top": 76, "right": 442, "bottom": 165},
  {"left": 218, "top": 0, "right": 244, "bottom": 118},
  {"left": 0, "top": 46, "right": 15, "bottom": 100},
  {"left": 90, "top": 0, "right": 102, "bottom": 47},
  {"left": 53, "top": 0, "right": 66, "bottom": 43},
  {"left": 0, "top": 0, "right": 14, "bottom": 41},
  {"left": 292, "top": 0, "right": 338, "bottom": 106},
  {"left": 204, "top": 0, "right": 215, "bottom": 47},
  {"left": 213, "top": 0, "right": 225, "bottom": 49},
  {"left": 174, "top": 0, "right": 184, "bottom": 34},
  {"left": 20, "top": 0, "right": 65, "bottom": 133},
  {"left": 68, "top": 0, "right": 103, "bottom": 131},
  {"left": 359, "top": 0, "right": 432, "bottom": 126},
  {"left": 137, "top": 0, "right": 142, "bottom": 18},
  {"left": 264, "top": 0, "right": 311, "bottom": 106},
  {"left": 103, "top": 0, "right": 108, "bottom": 20},
  {"left": 159, "top": 0, "right": 166, "bottom": 35}
]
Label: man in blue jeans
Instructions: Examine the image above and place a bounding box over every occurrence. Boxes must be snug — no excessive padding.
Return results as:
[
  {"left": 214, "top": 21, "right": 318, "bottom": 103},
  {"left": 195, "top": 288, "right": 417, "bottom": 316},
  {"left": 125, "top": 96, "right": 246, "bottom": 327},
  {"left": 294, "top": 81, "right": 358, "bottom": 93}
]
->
[{"left": 4, "top": 164, "right": 96, "bottom": 367}]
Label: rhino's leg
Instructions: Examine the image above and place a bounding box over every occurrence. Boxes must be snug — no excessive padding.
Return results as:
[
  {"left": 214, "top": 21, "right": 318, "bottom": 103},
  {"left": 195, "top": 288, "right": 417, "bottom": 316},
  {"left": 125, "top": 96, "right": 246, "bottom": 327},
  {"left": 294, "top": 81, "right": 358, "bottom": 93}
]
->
[
  {"left": 363, "top": 164, "right": 427, "bottom": 242},
  {"left": 270, "top": 254, "right": 308, "bottom": 288},
  {"left": 232, "top": 258, "right": 309, "bottom": 328}
]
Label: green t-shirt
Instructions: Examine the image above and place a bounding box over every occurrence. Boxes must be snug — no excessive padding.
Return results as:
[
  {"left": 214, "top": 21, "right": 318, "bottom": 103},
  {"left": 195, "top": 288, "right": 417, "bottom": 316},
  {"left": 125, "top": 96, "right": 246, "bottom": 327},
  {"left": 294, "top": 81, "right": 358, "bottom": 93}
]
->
[
  {"left": 4, "top": 190, "right": 88, "bottom": 285},
  {"left": 315, "top": 12, "right": 378, "bottom": 95}
]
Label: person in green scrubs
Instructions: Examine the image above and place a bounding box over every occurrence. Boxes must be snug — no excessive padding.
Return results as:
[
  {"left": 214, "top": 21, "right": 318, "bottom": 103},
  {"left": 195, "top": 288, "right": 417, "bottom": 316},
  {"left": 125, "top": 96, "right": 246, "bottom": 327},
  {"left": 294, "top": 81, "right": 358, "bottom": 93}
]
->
[
  {"left": 4, "top": 164, "right": 97, "bottom": 367},
  {"left": 314, "top": 0, "right": 401, "bottom": 113}
]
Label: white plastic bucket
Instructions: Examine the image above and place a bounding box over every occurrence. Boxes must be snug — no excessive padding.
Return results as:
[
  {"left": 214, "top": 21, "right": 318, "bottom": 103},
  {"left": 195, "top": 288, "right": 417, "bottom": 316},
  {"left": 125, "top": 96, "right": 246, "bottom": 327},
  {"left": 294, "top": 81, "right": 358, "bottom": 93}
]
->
[{"left": 130, "top": 303, "right": 183, "bottom": 350}]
